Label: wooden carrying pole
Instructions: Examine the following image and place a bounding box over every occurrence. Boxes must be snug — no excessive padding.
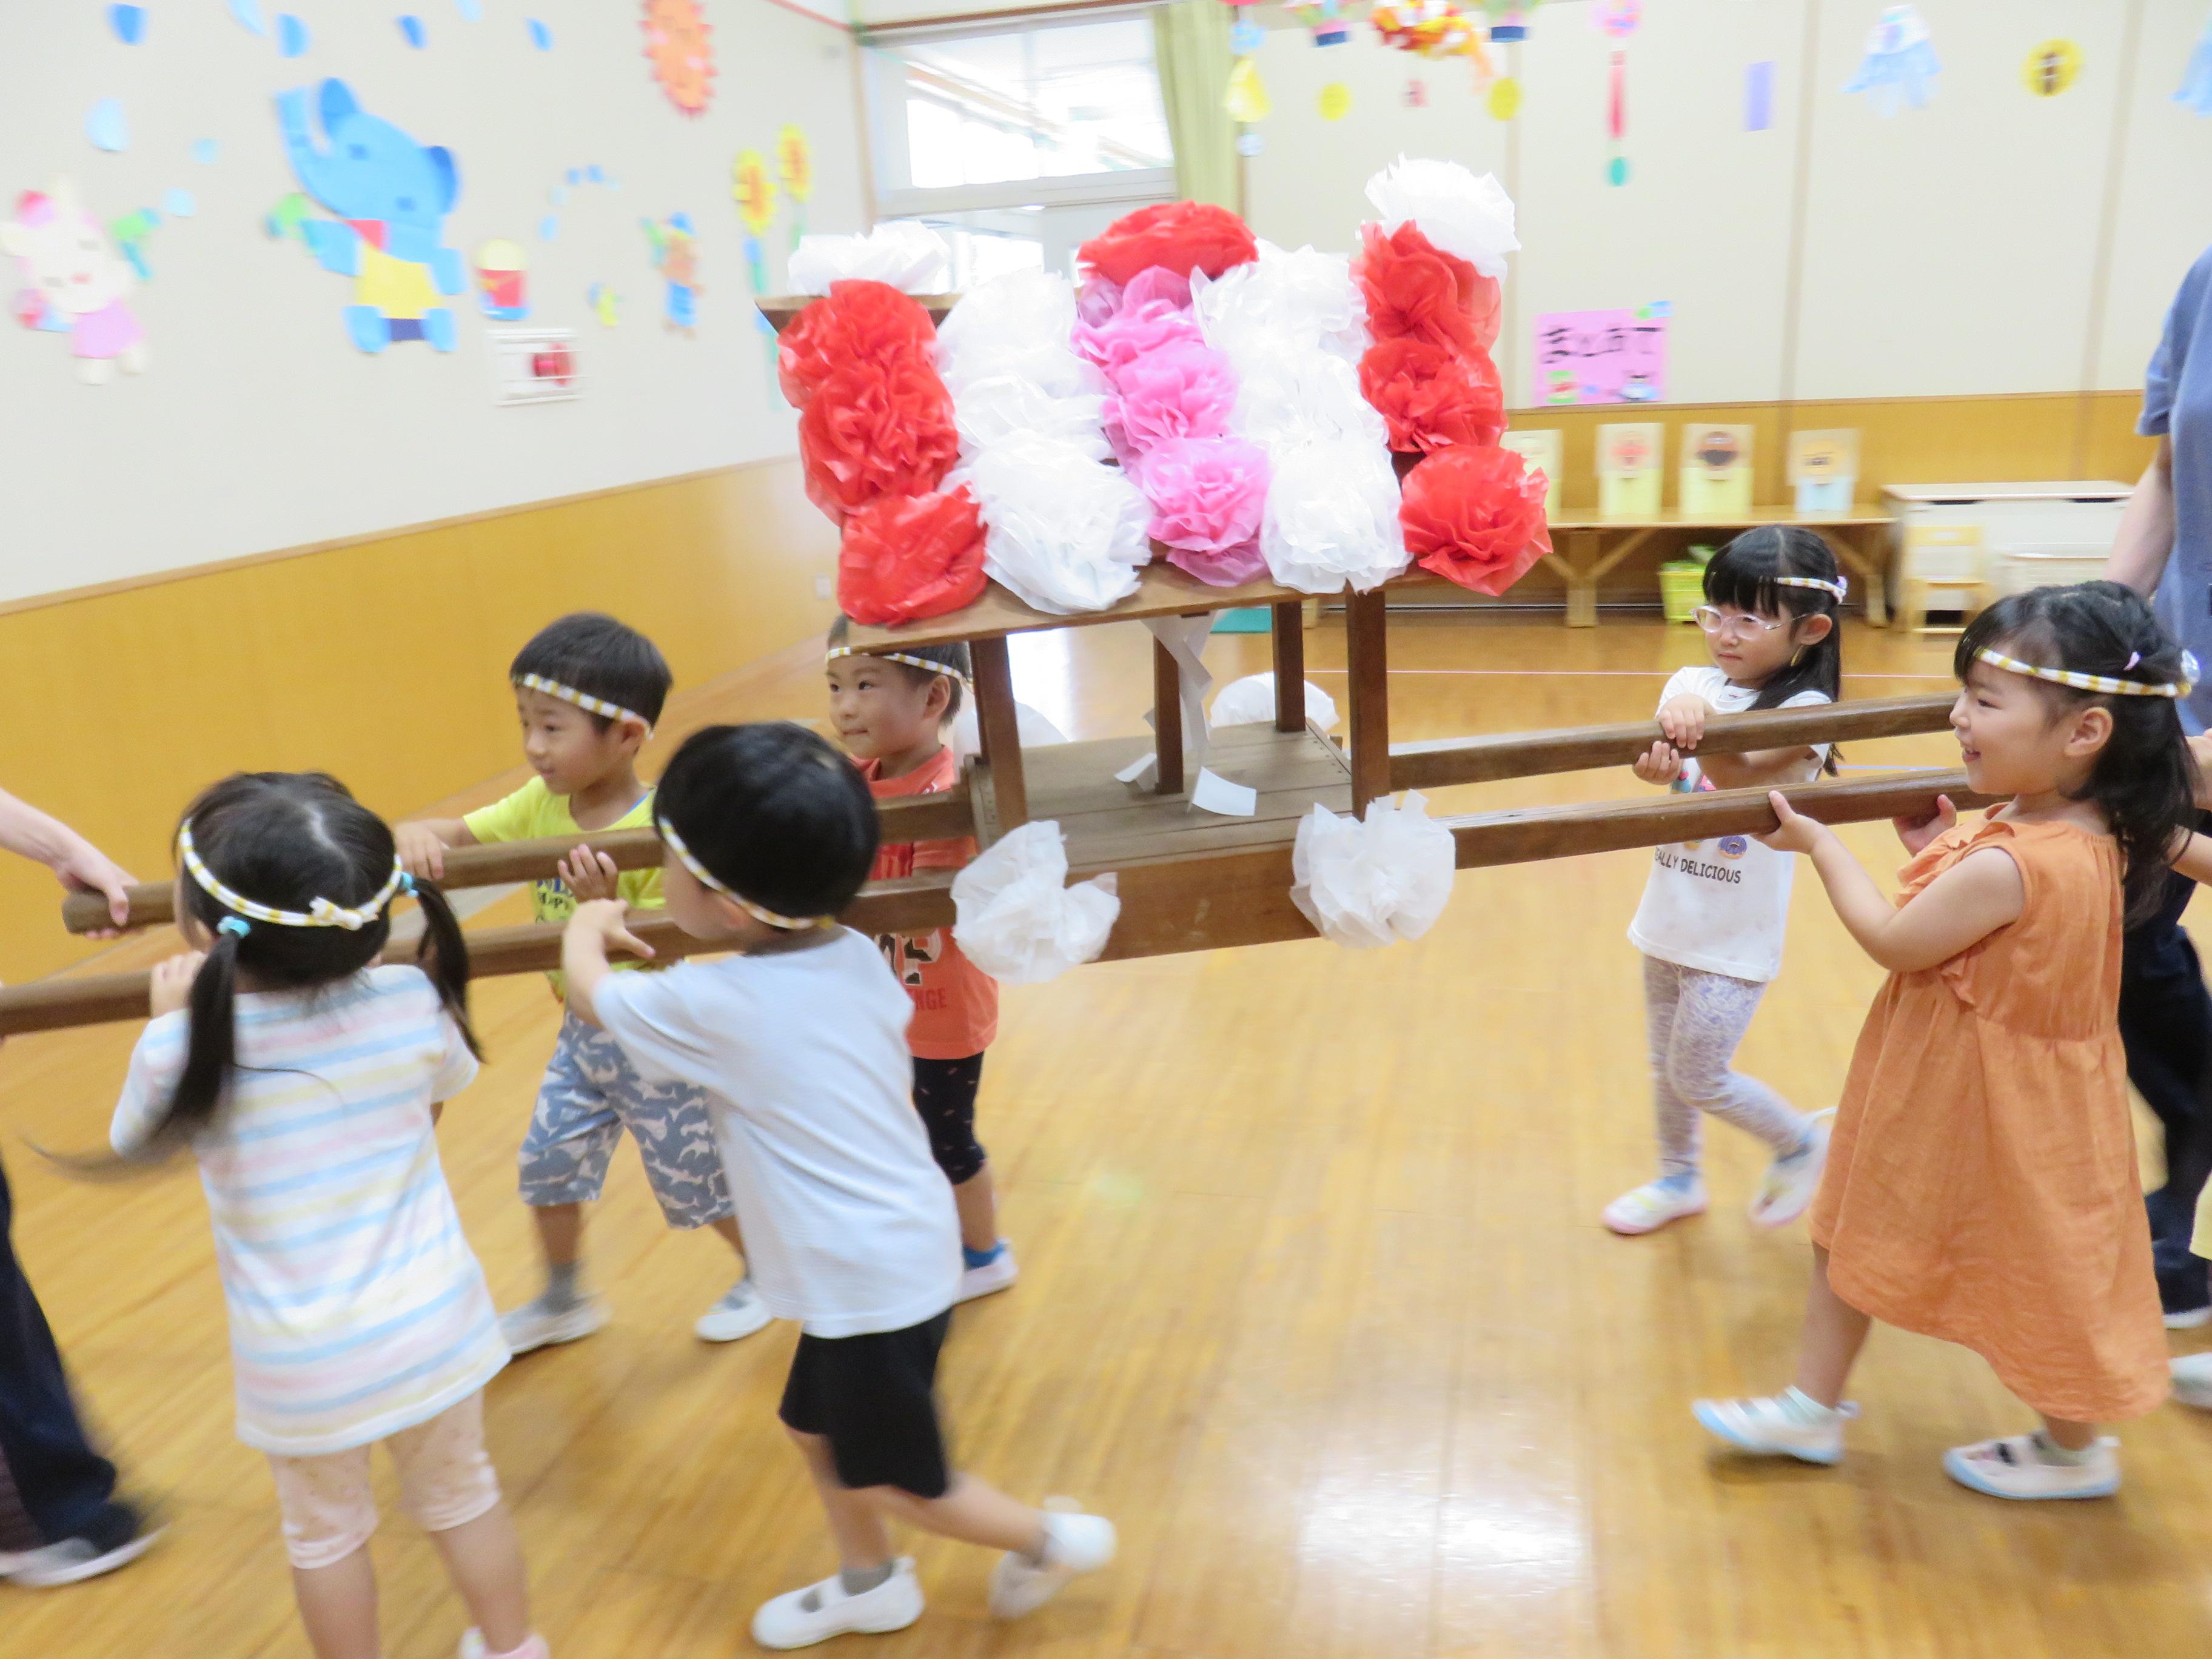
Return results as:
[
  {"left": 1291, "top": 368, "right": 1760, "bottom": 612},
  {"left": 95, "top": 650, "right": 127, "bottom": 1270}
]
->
[
  {"left": 5, "top": 768, "right": 1982, "bottom": 1037},
  {"left": 60, "top": 791, "right": 978, "bottom": 936}
]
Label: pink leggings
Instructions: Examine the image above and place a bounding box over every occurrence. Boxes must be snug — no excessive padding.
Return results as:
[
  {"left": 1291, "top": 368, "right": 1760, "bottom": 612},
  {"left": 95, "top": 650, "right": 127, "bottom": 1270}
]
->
[{"left": 266, "top": 1391, "right": 501, "bottom": 1572}]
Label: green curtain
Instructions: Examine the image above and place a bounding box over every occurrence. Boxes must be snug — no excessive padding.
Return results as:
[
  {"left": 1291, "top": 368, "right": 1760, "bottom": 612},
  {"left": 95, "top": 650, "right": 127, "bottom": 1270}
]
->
[{"left": 1151, "top": 1, "right": 1239, "bottom": 209}]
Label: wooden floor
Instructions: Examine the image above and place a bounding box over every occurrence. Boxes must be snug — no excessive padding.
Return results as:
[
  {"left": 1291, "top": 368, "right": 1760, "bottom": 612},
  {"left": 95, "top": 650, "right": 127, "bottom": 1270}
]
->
[{"left": 9, "top": 614, "right": 2212, "bottom": 1658}]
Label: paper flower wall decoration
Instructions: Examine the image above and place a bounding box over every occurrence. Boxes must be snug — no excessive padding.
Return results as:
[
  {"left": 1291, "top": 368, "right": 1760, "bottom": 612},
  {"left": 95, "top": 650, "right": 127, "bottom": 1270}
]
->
[{"left": 1842, "top": 4, "right": 1939, "bottom": 116}]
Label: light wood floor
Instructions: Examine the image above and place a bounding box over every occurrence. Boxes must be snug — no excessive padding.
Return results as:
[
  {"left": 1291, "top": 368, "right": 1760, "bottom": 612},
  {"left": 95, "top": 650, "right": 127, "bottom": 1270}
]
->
[{"left": 8, "top": 615, "right": 2212, "bottom": 1658}]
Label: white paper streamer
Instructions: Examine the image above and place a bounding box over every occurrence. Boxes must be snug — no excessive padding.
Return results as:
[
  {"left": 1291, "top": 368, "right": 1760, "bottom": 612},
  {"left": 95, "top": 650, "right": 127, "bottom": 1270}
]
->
[
  {"left": 951, "top": 821, "right": 1120, "bottom": 984},
  {"left": 1363, "top": 156, "right": 1520, "bottom": 281},
  {"left": 1290, "top": 791, "right": 1456, "bottom": 950},
  {"left": 788, "top": 221, "right": 951, "bottom": 295}
]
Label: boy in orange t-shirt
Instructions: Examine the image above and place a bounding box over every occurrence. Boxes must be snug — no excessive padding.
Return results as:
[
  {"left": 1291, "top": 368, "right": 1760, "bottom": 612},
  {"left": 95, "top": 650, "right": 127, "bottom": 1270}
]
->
[{"left": 826, "top": 623, "right": 1012, "bottom": 1302}]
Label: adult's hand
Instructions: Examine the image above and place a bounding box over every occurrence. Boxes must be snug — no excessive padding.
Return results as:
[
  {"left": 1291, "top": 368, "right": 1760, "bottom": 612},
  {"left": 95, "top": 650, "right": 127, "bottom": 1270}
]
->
[{"left": 52, "top": 837, "right": 136, "bottom": 936}]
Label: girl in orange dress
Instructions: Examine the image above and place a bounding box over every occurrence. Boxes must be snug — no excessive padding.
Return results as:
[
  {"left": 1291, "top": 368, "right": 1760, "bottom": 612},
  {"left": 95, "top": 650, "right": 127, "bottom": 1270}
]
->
[{"left": 1695, "top": 583, "right": 2194, "bottom": 1500}]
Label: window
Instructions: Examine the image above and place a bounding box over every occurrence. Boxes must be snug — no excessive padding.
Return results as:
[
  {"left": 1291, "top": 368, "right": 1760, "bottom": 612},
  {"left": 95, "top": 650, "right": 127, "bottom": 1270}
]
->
[{"left": 862, "top": 10, "right": 1176, "bottom": 282}]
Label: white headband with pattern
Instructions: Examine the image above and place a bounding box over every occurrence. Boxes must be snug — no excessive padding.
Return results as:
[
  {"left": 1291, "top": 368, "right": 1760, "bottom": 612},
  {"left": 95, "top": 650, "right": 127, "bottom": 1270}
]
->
[
  {"left": 1976, "top": 647, "right": 2200, "bottom": 700},
  {"left": 178, "top": 824, "right": 409, "bottom": 932},
  {"left": 515, "top": 673, "right": 653, "bottom": 732},
  {"left": 658, "top": 819, "right": 829, "bottom": 931},
  {"left": 1777, "top": 574, "right": 1848, "bottom": 601},
  {"left": 824, "top": 646, "right": 973, "bottom": 688}
]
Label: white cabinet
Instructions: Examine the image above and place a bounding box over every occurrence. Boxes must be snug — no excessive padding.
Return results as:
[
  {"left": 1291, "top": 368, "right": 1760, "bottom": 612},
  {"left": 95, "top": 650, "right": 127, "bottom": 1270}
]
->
[{"left": 1880, "top": 481, "right": 2130, "bottom": 623}]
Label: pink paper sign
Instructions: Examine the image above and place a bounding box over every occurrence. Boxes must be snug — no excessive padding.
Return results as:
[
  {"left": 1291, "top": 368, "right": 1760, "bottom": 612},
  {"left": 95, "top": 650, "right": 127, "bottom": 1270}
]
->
[{"left": 1531, "top": 304, "right": 1669, "bottom": 405}]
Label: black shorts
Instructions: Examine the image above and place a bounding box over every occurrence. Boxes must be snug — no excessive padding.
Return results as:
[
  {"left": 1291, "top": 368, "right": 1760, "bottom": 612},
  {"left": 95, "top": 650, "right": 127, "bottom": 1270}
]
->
[
  {"left": 913, "top": 1054, "right": 987, "bottom": 1185},
  {"left": 778, "top": 1310, "right": 954, "bottom": 1498}
]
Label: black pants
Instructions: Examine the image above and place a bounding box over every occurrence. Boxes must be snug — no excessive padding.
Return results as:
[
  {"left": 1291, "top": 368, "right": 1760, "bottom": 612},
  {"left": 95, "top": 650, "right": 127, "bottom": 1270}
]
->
[
  {"left": 2120, "top": 863, "right": 2212, "bottom": 1293},
  {"left": 0, "top": 1152, "right": 123, "bottom": 1551}
]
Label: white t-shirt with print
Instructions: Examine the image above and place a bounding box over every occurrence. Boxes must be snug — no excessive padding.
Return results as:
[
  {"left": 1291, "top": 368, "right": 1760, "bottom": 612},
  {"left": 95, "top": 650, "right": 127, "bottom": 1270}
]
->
[
  {"left": 1627, "top": 665, "right": 1831, "bottom": 984},
  {"left": 592, "top": 927, "right": 962, "bottom": 1338}
]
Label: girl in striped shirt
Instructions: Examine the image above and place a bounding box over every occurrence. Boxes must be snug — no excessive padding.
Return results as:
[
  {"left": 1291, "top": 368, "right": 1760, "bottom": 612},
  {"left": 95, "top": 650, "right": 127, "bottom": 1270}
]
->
[{"left": 108, "top": 773, "right": 546, "bottom": 1659}]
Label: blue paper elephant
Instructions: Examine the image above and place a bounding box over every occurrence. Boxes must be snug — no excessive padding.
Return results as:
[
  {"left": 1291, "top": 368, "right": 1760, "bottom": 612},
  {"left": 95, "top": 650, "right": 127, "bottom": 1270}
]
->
[{"left": 275, "top": 79, "right": 463, "bottom": 352}]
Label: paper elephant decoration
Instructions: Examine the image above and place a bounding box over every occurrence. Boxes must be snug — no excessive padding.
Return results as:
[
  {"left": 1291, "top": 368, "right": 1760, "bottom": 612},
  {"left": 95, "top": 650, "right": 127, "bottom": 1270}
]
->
[
  {"left": 2, "top": 181, "right": 150, "bottom": 384},
  {"left": 275, "top": 78, "right": 464, "bottom": 352}
]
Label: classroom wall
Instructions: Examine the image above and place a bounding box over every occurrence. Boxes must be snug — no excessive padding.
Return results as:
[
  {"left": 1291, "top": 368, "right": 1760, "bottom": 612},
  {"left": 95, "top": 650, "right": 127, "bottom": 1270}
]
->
[
  {"left": 1243, "top": 0, "right": 2212, "bottom": 414},
  {"left": 0, "top": 0, "right": 861, "bottom": 602}
]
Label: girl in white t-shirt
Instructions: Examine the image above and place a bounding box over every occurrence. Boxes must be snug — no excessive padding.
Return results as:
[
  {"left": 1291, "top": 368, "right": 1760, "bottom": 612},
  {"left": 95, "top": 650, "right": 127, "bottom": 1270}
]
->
[
  {"left": 107, "top": 773, "right": 544, "bottom": 1659},
  {"left": 1606, "top": 528, "right": 1848, "bottom": 1238}
]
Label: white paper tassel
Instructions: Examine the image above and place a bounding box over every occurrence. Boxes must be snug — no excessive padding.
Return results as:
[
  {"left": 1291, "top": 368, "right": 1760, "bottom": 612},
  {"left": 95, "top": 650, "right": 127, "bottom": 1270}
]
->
[
  {"left": 952, "top": 821, "right": 1120, "bottom": 984},
  {"left": 1290, "top": 792, "right": 1455, "bottom": 949},
  {"left": 788, "top": 221, "right": 950, "bottom": 295}
]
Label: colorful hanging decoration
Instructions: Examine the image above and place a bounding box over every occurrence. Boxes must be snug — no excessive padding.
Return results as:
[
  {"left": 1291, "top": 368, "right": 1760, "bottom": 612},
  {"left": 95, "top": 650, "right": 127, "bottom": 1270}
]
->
[
  {"left": 1293, "top": 0, "right": 1350, "bottom": 46},
  {"left": 642, "top": 0, "right": 716, "bottom": 115},
  {"left": 1406, "top": 77, "right": 1428, "bottom": 107},
  {"left": 1596, "top": 1, "right": 1639, "bottom": 185},
  {"left": 1842, "top": 5, "right": 1940, "bottom": 116},
  {"left": 1372, "top": 0, "right": 1493, "bottom": 73},
  {"left": 1482, "top": 2, "right": 1537, "bottom": 42},
  {"left": 1488, "top": 76, "right": 1523, "bottom": 120},
  {"left": 2022, "top": 39, "right": 2082, "bottom": 98},
  {"left": 1225, "top": 54, "right": 1271, "bottom": 122},
  {"left": 2179, "top": 11, "right": 2212, "bottom": 114},
  {"left": 1319, "top": 83, "right": 1353, "bottom": 119}
]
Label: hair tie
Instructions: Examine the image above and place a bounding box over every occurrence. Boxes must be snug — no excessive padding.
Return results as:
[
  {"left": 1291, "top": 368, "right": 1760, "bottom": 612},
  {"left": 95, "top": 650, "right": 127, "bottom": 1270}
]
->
[
  {"left": 2126, "top": 651, "right": 2142, "bottom": 671},
  {"left": 397, "top": 872, "right": 417, "bottom": 896},
  {"left": 216, "top": 917, "right": 251, "bottom": 940}
]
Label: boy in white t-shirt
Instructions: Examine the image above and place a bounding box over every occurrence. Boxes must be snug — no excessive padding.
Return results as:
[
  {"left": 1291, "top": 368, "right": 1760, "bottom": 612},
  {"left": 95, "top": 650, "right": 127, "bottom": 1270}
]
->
[
  {"left": 1608, "top": 528, "right": 1849, "bottom": 1238},
  {"left": 560, "top": 720, "right": 1114, "bottom": 1651}
]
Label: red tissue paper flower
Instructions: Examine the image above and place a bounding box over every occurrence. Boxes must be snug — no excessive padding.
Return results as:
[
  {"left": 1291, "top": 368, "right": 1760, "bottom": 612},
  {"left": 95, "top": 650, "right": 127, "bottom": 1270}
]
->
[
  {"left": 800, "top": 358, "right": 960, "bottom": 521},
  {"left": 1078, "top": 201, "right": 1258, "bottom": 289},
  {"left": 837, "top": 488, "right": 988, "bottom": 626},
  {"left": 777, "top": 280, "right": 939, "bottom": 411},
  {"left": 1353, "top": 222, "right": 1501, "bottom": 359},
  {"left": 1399, "top": 446, "right": 1553, "bottom": 596},
  {"left": 1358, "top": 337, "right": 1505, "bottom": 454}
]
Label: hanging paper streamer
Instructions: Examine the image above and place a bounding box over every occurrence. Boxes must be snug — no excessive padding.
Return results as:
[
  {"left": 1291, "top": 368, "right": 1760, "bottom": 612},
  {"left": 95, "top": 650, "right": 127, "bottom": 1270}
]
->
[
  {"left": 2022, "top": 40, "right": 2082, "bottom": 98},
  {"left": 1595, "top": 1, "right": 1639, "bottom": 187},
  {"left": 1225, "top": 55, "right": 1271, "bottom": 121},
  {"left": 778, "top": 126, "right": 813, "bottom": 257},
  {"left": 1843, "top": 5, "right": 1939, "bottom": 116},
  {"left": 2178, "top": 12, "right": 2212, "bottom": 114}
]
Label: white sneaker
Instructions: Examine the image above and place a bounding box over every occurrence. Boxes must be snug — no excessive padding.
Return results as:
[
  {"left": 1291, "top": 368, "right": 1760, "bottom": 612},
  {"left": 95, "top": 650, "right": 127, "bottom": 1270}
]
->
[
  {"left": 751, "top": 1559, "right": 923, "bottom": 1649},
  {"left": 694, "top": 1276, "right": 771, "bottom": 1343},
  {"left": 459, "top": 1631, "right": 550, "bottom": 1658},
  {"left": 500, "top": 1293, "right": 608, "bottom": 1356},
  {"left": 2174, "top": 1352, "right": 2212, "bottom": 1409},
  {"left": 957, "top": 1242, "right": 1019, "bottom": 1304},
  {"left": 1749, "top": 1110, "right": 1835, "bottom": 1229},
  {"left": 987, "top": 1502, "right": 1116, "bottom": 1619},
  {"left": 1602, "top": 1177, "right": 1708, "bottom": 1236},
  {"left": 0, "top": 1525, "right": 161, "bottom": 1587},
  {"left": 1942, "top": 1434, "right": 2120, "bottom": 1500},
  {"left": 1693, "top": 1391, "right": 1848, "bottom": 1466}
]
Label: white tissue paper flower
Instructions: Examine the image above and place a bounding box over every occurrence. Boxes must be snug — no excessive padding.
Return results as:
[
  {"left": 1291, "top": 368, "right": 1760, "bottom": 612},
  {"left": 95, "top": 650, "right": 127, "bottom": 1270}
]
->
[
  {"left": 936, "top": 269, "right": 1097, "bottom": 398},
  {"left": 1290, "top": 792, "right": 1455, "bottom": 950},
  {"left": 788, "top": 221, "right": 951, "bottom": 295},
  {"left": 1363, "top": 156, "right": 1520, "bottom": 281},
  {"left": 1195, "top": 242, "right": 1367, "bottom": 367},
  {"left": 1259, "top": 437, "right": 1409, "bottom": 595},
  {"left": 1208, "top": 673, "right": 1339, "bottom": 732},
  {"left": 952, "top": 435, "right": 1153, "bottom": 615},
  {"left": 1231, "top": 353, "right": 1388, "bottom": 450},
  {"left": 952, "top": 375, "right": 1112, "bottom": 463},
  {"left": 952, "top": 820, "right": 1120, "bottom": 984}
]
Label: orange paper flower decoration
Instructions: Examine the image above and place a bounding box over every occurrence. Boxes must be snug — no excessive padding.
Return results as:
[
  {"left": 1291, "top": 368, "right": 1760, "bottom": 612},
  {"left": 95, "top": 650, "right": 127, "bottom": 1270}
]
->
[{"left": 643, "top": 0, "right": 716, "bottom": 115}]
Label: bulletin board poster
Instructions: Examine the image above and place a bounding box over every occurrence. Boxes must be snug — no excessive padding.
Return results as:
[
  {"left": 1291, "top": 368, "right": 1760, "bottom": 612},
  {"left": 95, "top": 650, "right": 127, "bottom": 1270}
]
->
[{"left": 1531, "top": 304, "right": 1671, "bottom": 406}]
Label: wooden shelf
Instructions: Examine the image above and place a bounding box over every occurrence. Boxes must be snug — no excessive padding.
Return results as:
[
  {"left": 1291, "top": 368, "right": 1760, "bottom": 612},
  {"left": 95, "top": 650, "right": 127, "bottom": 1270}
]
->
[
  {"left": 1545, "top": 505, "right": 1892, "bottom": 531},
  {"left": 754, "top": 293, "right": 958, "bottom": 332}
]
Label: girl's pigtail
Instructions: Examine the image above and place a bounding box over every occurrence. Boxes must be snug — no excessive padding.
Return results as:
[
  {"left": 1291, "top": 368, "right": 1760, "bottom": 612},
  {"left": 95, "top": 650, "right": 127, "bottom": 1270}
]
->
[
  {"left": 156, "top": 926, "right": 245, "bottom": 1151},
  {"left": 409, "top": 876, "right": 482, "bottom": 1060}
]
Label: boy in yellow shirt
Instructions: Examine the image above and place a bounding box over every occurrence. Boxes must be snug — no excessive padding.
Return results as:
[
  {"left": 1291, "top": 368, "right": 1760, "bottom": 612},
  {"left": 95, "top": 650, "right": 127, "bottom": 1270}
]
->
[{"left": 399, "top": 613, "right": 764, "bottom": 1352}]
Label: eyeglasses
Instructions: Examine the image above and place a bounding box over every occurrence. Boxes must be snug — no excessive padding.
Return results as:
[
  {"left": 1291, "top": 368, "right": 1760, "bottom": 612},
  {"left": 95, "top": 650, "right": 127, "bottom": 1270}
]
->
[{"left": 1692, "top": 605, "right": 1787, "bottom": 637}]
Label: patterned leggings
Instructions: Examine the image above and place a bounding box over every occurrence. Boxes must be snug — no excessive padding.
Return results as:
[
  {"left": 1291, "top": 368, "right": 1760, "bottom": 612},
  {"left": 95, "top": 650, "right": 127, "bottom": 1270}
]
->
[{"left": 1642, "top": 955, "right": 1811, "bottom": 1180}]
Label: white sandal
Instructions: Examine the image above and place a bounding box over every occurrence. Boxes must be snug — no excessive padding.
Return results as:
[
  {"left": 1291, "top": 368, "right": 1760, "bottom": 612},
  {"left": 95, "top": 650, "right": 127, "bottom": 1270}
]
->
[{"left": 1941, "top": 1434, "right": 2119, "bottom": 1501}]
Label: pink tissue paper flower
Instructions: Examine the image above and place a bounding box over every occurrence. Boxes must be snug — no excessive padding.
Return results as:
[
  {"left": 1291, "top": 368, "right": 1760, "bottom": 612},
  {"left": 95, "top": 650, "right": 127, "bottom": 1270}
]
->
[
  {"left": 1138, "top": 436, "right": 1271, "bottom": 569},
  {"left": 1105, "top": 340, "right": 1238, "bottom": 456}
]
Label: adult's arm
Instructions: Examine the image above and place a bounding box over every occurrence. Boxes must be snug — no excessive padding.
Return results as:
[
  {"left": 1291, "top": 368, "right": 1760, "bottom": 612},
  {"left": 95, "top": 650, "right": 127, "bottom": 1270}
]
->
[
  {"left": 2107, "top": 437, "right": 2177, "bottom": 596},
  {"left": 0, "top": 788, "right": 135, "bottom": 931}
]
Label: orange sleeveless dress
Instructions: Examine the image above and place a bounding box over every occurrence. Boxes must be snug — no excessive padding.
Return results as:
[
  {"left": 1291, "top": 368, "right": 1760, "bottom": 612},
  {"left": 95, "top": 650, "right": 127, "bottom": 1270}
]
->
[{"left": 1808, "top": 817, "right": 2169, "bottom": 1423}]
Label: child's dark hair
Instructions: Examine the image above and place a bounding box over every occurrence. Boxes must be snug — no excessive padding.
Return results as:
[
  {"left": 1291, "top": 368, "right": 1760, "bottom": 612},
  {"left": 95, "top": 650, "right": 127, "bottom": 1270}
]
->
[
  {"left": 826, "top": 615, "right": 971, "bottom": 723},
  {"left": 148, "top": 773, "right": 480, "bottom": 1154},
  {"left": 1703, "top": 528, "right": 1846, "bottom": 774},
  {"left": 512, "top": 612, "right": 672, "bottom": 729},
  {"left": 1956, "top": 582, "right": 2198, "bottom": 925},
  {"left": 655, "top": 723, "right": 879, "bottom": 922}
]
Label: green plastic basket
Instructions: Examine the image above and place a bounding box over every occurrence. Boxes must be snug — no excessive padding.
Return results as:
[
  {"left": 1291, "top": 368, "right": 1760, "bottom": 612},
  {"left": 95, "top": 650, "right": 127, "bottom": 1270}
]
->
[{"left": 1659, "top": 562, "right": 1706, "bottom": 625}]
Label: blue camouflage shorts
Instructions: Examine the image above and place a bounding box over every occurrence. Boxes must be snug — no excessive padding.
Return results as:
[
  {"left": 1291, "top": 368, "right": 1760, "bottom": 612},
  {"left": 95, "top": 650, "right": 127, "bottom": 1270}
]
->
[{"left": 517, "top": 1011, "right": 734, "bottom": 1229}]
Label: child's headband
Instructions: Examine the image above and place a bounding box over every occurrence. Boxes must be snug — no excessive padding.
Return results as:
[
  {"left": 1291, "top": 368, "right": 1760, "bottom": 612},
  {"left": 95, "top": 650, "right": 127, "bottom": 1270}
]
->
[
  {"left": 514, "top": 673, "right": 654, "bottom": 733},
  {"left": 1775, "top": 574, "right": 1848, "bottom": 602},
  {"left": 1975, "top": 646, "right": 2201, "bottom": 700},
  {"left": 178, "top": 823, "right": 410, "bottom": 933},
  {"left": 824, "top": 646, "right": 973, "bottom": 688},
  {"left": 657, "top": 818, "right": 831, "bottom": 932}
]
